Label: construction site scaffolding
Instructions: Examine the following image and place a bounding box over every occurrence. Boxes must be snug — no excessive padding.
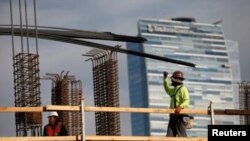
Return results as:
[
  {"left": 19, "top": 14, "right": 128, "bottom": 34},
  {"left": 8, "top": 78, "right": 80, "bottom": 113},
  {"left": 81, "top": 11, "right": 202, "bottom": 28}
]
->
[{"left": 1, "top": 104, "right": 250, "bottom": 141}]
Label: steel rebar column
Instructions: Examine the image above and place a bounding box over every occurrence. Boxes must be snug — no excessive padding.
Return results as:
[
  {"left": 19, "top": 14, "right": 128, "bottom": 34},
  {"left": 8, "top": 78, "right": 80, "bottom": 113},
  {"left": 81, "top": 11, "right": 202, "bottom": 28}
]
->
[{"left": 86, "top": 49, "right": 120, "bottom": 136}]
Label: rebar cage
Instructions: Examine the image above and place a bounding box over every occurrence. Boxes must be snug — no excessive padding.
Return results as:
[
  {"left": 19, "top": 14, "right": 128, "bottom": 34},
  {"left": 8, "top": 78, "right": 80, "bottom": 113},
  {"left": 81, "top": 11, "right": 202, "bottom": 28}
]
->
[
  {"left": 87, "top": 49, "right": 120, "bottom": 135},
  {"left": 239, "top": 82, "right": 250, "bottom": 124},
  {"left": 14, "top": 53, "right": 42, "bottom": 136},
  {"left": 44, "top": 72, "right": 82, "bottom": 135}
]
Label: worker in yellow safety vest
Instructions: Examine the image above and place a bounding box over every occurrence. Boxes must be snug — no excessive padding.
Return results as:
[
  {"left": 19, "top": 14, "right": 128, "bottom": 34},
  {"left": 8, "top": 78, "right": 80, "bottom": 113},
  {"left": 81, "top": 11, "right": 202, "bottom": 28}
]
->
[{"left": 163, "top": 71, "right": 190, "bottom": 137}]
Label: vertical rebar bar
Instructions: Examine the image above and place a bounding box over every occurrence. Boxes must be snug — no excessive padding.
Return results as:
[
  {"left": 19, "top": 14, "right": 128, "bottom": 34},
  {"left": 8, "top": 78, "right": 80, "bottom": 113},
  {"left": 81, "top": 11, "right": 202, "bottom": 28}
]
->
[
  {"left": 19, "top": 0, "right": 24, "bottom": 53},
  {"left": 24, "top": 0, "right": 30, "bottom": 53},
  {"left": 33, "top": 0, "right": 38, "bottom": 55},
  {"left": 9, "top": 0, "right": 18, "bottom": 136},
  {"left": 9, "top": 0, "right": 15, "bottom": 57}
]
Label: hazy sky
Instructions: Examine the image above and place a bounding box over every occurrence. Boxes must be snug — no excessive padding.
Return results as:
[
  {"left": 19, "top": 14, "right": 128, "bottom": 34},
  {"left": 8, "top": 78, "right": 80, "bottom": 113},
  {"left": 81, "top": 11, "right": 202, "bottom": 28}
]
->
[{"left": 1, "top": 0, "right": 250, "bottom": 136}]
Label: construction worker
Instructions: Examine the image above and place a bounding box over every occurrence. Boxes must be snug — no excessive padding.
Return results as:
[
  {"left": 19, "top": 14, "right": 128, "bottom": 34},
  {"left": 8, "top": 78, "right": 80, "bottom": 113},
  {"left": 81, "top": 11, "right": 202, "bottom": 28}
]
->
[
  {"left": 163, "top": 71, "right": 190, "bottom": 137},
  {"left": 43, "top": 111, "right": 68, "bottom": 136}
]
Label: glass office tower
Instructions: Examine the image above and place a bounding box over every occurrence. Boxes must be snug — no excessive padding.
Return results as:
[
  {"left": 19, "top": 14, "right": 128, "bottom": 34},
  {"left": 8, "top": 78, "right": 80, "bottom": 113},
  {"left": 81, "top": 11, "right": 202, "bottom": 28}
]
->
[
  {"left": 127, "top": 18, "right": 240, "bottom": 137},
  {"left": 226, "top": 40, "right": 241, "bottom": 123}
]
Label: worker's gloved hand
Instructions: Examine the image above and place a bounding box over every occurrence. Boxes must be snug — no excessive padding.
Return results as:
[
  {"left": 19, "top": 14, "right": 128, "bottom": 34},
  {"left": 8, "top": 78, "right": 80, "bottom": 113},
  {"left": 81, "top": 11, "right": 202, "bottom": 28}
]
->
[
  {"left": 174, "top": 106, "right": 182, "bottom": 114},
  {"left": 163, "top": 71, "right": 168, "bottom": 79}
]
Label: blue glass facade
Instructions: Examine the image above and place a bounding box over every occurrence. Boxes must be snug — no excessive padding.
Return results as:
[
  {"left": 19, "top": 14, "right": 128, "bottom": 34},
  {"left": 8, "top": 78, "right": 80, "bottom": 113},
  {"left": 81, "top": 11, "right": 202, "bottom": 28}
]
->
[
  {"left": 127, "top": 18, "right": 239, "bottom": 137},
  {"left": 127, "top": 42, "right": 150, "bottom": 136},
  {"left": 226, "top": 40, "right": 241, "bottom": 124}
]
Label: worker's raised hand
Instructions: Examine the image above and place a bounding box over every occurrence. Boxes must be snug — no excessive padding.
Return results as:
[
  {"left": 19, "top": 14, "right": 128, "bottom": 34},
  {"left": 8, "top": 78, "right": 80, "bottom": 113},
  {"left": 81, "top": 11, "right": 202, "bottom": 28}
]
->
[{"left": 163, "top": 71, "right": 168, "bottom": 79}]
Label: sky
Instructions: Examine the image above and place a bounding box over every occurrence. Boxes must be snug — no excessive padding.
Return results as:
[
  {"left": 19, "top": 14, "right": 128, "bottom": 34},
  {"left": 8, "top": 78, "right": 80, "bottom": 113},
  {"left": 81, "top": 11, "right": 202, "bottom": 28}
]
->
[{"left": 1, "top": 0, "right": 250, "bottom": 136}]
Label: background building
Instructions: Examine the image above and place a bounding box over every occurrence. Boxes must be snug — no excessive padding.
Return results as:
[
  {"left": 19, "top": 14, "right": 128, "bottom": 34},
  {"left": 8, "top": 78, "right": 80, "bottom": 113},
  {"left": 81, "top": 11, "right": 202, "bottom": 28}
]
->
[
  {"left": 226, "top": 40, "right": 241, "bottom": 111},
  {"left": 127, "top": 18, "right": 240, "bottom": 137}
]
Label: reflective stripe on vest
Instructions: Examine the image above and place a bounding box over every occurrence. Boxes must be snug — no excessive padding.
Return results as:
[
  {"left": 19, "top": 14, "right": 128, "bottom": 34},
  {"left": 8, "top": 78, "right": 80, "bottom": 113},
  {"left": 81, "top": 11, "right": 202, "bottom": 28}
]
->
[{"left": 46, "top": 122, "right": 62, "bottom": 136}]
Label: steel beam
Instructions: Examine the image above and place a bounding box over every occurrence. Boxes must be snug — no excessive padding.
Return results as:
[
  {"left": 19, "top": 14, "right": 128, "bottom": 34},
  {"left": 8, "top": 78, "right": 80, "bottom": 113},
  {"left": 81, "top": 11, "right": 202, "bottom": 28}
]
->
[{"left": 0, "top": 26, "right": 195, "bottom": 67}]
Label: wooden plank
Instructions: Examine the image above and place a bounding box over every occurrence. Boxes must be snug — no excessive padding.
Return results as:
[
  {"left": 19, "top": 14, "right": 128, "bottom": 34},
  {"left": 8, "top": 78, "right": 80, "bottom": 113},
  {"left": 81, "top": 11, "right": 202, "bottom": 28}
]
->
[
  {"left": 214, "top": 109, "right": 250, "bottom": 115},
  {"left": 1, "top": 105, "right": 250, "bottom": 115},
  {"left": 84, "top": 107, "right": 209, "bottom": 115},
  {"left": 87, "top": 135, "right": 208, "bottom": 141},
  {"left": 0, "top": 136, "right": 79, "bottom": 141},
  {"left": 0, "top": 107, "right": 43, "bottom": 112},
  {"left": 0, "top": 136, "right": 208, "bottom": 141},
  {"left": 46, "top": 105, "right": 80, "bottom": 111}
]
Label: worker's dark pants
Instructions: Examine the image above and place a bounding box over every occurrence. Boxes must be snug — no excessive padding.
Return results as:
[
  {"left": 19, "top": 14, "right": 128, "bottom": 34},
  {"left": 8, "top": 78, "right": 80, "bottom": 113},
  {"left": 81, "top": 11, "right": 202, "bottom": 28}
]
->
[{"left": 166, "top": 114, "right": 187, "bottom": 137}]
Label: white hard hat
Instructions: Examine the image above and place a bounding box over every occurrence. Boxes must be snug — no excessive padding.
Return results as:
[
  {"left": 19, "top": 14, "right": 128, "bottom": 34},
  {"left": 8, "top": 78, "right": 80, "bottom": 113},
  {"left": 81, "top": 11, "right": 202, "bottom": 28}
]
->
[{"left": 48, "top": 111, "right": 59, "bottom": 117}]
